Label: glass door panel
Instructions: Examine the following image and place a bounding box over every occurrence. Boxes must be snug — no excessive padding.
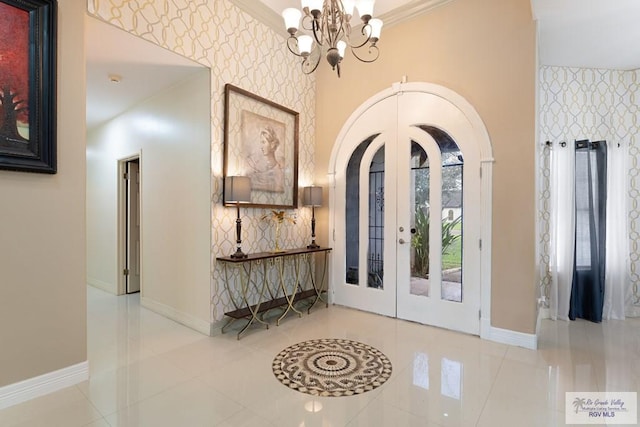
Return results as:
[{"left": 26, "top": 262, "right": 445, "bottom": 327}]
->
[
  {"left": 410, "top": 142, "right": 430, "bottom": 297},
  {"left": 345, "top": 140, "right": 372, "bottom": 286},
  {"left": 368, "top": 147, "right": 385, "bottom": 289},
  {"left": 441, "top": 146, "right": 463, "bottom": 303}
]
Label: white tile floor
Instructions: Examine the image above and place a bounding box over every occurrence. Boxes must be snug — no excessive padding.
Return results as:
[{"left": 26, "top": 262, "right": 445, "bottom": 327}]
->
[{"left": 1, "top": 286, "right": 639, "bottom": 426}]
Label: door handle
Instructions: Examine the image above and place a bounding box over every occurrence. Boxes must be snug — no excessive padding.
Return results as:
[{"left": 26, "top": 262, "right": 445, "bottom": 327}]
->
[{"left": 399, "top": 238, "right": 407, "bottom": 244}]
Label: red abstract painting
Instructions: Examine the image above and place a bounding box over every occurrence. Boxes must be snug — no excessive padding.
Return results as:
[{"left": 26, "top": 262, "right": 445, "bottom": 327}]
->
[{"left": 0, "top": 2, "right": 30, "bottom": 149}]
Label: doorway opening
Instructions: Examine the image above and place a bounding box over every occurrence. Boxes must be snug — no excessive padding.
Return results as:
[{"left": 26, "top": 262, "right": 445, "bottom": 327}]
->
[
  {"left": 329, "top": 83, "right": 493, "bottom": 336},
  {"left": 118, "top": 155, "right": 141, "bottom": 295}
]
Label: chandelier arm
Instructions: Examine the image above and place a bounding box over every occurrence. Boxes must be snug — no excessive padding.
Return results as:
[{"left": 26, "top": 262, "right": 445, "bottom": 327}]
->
[
  {"left": 324, "top": 26, "right": 335, "bottom": 48},
  {"left": 345, "top": 24, "right": 373, "bottom": 50},
  {"left": 329, "top": 2, "right": 340, "bottom": 46},
  {"left": 342, "top": 18, "right": 351, "bottom": 43},
  {"left": 350, "top": 44, "right": 380, "bottom": 63},
  {"left": 286, "top": 36, "right": 305, "bottom": 58},
  {"left": 348, "top": 36, "right": 374, "bottom": 50},
  {"left": 300, "top": 14, "right": 315, "bottom": 32},
  {"left": 332, "top": 15, "right": 346, "bottom": 46},
  {"left": 311, "top": 17, "right": 324, "bottom": 46},
  {"left": 302, "top": 50, "right": 322, "bottom": 74}
]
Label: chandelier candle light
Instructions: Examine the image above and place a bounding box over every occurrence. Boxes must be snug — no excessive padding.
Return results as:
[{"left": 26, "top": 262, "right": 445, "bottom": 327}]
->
[{"left": 282, "top": 0, "right": 383, "bottom": 77}]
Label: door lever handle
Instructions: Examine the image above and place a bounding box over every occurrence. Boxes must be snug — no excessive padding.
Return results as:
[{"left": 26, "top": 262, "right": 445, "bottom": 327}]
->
[{"left": 399, "top": 238, "right": 407, "bottom": 244}]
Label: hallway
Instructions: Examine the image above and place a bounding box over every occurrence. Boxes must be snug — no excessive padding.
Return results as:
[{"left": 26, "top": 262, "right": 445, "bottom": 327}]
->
[{"left": 0, "top": 286, "right": 638, "bottom": 426}]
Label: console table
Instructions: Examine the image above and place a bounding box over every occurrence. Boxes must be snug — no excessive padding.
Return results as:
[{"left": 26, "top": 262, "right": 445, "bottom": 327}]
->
[{"left": 216, "top": 247, "right": 331, "bottom": 339}]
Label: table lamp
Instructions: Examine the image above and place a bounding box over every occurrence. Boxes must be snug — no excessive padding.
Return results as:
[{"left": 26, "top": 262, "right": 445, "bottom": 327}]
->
[
  {"left": 303, "top": 185, "right": 323, "bottom": 249},
  {"left": 225, "top": 176, "right": 251, "bottom": 258}
]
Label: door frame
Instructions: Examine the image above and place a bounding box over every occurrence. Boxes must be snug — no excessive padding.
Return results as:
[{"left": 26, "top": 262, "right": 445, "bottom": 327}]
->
[
  {"left": 117, "top": 152, "right": 143, "bottom": 296},
  {"left": 328, "top": 82, "right": 494, "bottom": 338}
]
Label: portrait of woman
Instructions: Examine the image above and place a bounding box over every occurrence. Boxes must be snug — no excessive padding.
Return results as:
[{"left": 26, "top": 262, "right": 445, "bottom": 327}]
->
[{"left": 242, "top": 111, "right": 286, "bottom": 193}]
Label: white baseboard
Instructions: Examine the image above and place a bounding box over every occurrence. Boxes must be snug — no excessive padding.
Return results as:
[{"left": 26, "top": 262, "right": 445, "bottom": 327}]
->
[
  {"left": 87, "top": 277, "right": 116, "bottom": 294},
  {"left": 481, "top": 318, "right": 538, "bottom": 350},
  {"left": 0, "top": 361, "right": 89, "bottom": 410},
  {"left": 140, "top": 296, "right": 211, "bottom": 336}
]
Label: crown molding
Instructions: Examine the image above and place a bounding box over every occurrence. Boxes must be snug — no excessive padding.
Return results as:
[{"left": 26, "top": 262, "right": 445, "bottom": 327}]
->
[
  {"left": 229, "top": 0, "right": 454, "bottom": 37},
  {"left": 229, "top": 0, "right": 285, "bottom": 35},
  {"left": 378, "top": 0, "right": 454, "bottom": 28}
]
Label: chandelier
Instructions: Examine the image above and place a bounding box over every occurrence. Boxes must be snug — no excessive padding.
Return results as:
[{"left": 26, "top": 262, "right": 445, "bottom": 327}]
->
[{"left": 282, "top": 0, "right": 383, "bottom": 77}]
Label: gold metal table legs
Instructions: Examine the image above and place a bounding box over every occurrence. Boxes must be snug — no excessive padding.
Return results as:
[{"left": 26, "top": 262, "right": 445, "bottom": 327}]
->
[
  {"left": 220, "top": 261, "right": 270, "bottom": 339},
  {"left": 275, "top": 256, "right": 303, "bottom": 326},
  {"left": 217, "top": 248, "right": 331, "bottom": 339},
  {"left": 305, "top": 250, "right": 330, "bottom": 313}
]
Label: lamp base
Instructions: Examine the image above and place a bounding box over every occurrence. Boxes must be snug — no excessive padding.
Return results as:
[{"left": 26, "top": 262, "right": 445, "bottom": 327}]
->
[
  {"left": 307, "top": 241, "right": 320, "bottom": 249},
  {"left": 230, "top": 247, "right": 248, "bottom": 259}
]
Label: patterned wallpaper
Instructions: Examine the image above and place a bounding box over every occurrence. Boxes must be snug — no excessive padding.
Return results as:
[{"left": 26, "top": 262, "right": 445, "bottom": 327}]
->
[
  {"left": 88, "top": 0, "right": 317, "bottom": 322},
  {"left": 538, "top": 66, "right": 640, "bottom": 311}
]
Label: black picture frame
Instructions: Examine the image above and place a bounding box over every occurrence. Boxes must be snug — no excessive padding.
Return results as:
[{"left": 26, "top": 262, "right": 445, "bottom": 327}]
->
[
  {"left": 0, "top": 0, "right": 57, "bottom": 174},
  {"left": 223, "top": 84, "right": 299, "bottom": 209}
]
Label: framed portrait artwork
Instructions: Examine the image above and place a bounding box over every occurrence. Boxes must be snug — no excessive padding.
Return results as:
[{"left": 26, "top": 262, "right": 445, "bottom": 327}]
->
[
  {"left": 223, "top": 84, "right": 299, "bottom": 208},
  {"left": 0, "top": 0, "right": 57, "bottom": 174}
]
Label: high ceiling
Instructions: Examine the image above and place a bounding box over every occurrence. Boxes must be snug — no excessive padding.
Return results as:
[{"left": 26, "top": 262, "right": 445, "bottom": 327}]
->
[
  {"left": 257, "top": 0, "right": 640, "bottom": 71},
  {"left": 86, "top": 1, "right": 640, "bottom": 130},
  {"left": 86, "top": 17, "right": 204, "bottom": 129},
  {"left": 531, "top": 0, "right": 640, "bottom": 70}
]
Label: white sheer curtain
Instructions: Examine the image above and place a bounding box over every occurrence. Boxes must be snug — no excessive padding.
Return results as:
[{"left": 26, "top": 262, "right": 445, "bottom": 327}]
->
[
  {"left": 603, "top": 142, "right": 631, "bottom": 319},
  {"left": 549, "top": 140, "right": 575, "bottom": 321}
]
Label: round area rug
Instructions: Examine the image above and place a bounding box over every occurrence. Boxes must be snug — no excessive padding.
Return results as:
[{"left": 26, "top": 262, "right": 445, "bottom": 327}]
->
[{"left": 272, "top": 338, "right": 392, "bottom": 397}]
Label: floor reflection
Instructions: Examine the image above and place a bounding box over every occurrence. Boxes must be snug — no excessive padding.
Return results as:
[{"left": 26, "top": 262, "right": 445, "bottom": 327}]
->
[{"left": 1, "top": 287, "right": 639, "bottom": 427}]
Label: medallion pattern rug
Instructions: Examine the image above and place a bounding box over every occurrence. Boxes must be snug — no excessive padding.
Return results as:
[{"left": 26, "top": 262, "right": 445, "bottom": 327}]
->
[{"left": 272, "top": 338, "right": 393, "bottom": 397}]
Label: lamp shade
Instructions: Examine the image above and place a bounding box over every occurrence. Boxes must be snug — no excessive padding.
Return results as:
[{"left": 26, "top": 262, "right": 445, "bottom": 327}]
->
[
  {"left": 337, "top": 40, "right": 347, "bottom": 59},
  {"left": 368, "top": 18, "right": 383, "bottom": 40},
  {"left": 357, "top": 0, "right": 375, "bottom": 17},
  {"left": 225, "top": 176, "right": 251, "bottom": 203},
  {"left": 303, "top": 186, "right": 323, "bottom": 207},
  {"left": 282, "top": 8, "right": 301, "bottom": 32},
  {"left": 297, "top": 35, "right": 314, "bottom": 56}
]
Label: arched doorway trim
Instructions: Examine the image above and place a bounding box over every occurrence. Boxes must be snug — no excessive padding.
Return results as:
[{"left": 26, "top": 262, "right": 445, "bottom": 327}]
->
[{"left": 328, "top": 81, "right": 495, "bottom": 340}]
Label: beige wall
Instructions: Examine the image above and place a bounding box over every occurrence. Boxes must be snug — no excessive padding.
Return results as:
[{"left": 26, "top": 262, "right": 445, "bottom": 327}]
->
[
  {"left": 0, "top": 0, "right": 87, "bottom": 387},
  {"left": 87, "top": 69, "right": 211, "bottom": 325},
  {"left": 314, "top": 0, "right": 537, "bottom": 333}
]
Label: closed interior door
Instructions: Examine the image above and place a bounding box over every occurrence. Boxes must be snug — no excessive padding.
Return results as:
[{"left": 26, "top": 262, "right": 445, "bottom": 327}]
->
[
  {"left": 126, "top": 159, "right": 141, "bottom": 294},
  {"left": 333, "top": 91, "right": 481, "bottom": 334}
]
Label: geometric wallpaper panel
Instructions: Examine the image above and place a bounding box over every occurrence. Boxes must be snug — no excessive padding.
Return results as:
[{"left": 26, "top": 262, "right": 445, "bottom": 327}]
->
[
  {"left": 538, "top": 66, "right": 640, "bottom": 312},
  {"left": 88, "top": 0, "right": 317, "bottom": 322}
]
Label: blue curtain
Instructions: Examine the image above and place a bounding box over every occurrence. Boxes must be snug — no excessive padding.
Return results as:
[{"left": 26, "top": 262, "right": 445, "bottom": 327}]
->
[{"left": 569, "top": 140, "right": 607, "bottom": 322}]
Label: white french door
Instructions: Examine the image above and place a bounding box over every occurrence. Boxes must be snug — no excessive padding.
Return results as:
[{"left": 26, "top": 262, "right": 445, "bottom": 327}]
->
[
  {"left": 332, "top": 96, "right": 399, "bottom": 317},
  {"left": 332, "top": 88, "right": 483, "bottom": 335},
  {"left": 395, "top": 92, "right": 481, "bottom": 333}
]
